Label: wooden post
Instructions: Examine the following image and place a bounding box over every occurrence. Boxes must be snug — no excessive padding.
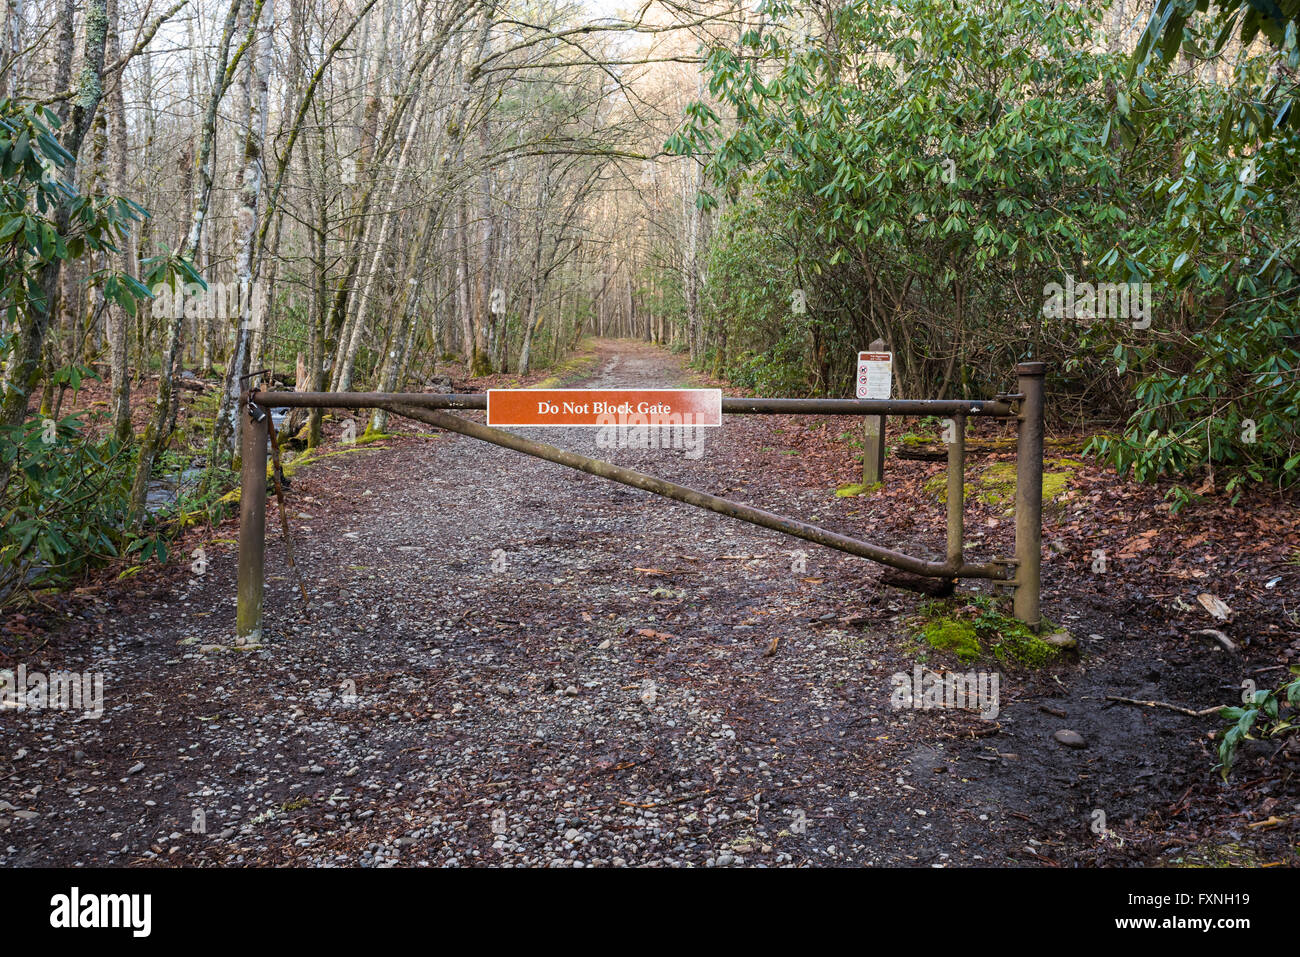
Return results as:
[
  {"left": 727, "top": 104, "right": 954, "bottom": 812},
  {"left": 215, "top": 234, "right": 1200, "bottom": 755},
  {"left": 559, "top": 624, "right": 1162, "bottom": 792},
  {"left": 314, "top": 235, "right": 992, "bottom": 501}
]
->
[
  {"left": 1013, "top": 362, "right": 1045, "bottom": 629},
  {"left": 236, "top": 392, "right": 268, "bottom": 645},
  {"left": 945, "top": 414, "right": 965, "bottom": 568},
  {"left": 862, "top": 338, "right": 886, "bottom": 485}
]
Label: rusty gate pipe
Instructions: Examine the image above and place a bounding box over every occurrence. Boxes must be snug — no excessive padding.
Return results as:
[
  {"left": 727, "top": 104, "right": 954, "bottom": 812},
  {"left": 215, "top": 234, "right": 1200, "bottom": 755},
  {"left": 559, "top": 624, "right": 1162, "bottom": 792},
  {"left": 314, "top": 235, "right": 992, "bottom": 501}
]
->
[
  {"left": 721, "top": 397, "right": 1013, "bottom": 417},
  {"left": 253, "top": 390, "right": 1015, "bottom": 419},
  {"left": 946, "top": 414, "right": 965, "bottom": 568},
  {"left": 381, "top": 402, "right": 1011, "bottom": 581},
  {"left": 1012, "top": 363, "right": 1046, "bottom": 628},
  {"left": 255, "top": 391, "right": 488, "bottom": 411}
]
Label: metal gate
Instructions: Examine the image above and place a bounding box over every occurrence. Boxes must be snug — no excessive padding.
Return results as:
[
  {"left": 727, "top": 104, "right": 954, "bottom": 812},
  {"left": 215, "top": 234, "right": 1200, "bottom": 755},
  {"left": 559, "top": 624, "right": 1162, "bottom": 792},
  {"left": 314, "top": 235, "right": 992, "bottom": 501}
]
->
[{"left": 234, "top": 361, "right": 1045, "bottom": 643}]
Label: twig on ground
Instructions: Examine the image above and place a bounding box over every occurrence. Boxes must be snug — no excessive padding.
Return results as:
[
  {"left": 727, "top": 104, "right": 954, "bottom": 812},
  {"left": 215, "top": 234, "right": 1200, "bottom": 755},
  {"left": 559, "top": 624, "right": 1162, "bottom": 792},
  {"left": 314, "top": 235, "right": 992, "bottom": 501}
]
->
[{"left": 1105, "top": 695, "right": 1221, "bottom": 717}]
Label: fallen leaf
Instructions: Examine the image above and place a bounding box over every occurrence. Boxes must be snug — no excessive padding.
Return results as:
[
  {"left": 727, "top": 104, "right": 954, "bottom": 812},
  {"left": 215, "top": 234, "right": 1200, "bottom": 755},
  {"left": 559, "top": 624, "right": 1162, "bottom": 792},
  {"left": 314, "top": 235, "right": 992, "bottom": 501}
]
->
[{"left": 1197, "top": 593, "right": 1232, "bottom": 620}]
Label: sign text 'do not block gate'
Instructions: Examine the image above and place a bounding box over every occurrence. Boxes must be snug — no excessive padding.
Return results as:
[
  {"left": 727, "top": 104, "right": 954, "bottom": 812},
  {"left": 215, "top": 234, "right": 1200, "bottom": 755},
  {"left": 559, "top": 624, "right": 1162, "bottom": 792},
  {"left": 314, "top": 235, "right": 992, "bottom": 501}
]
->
[{"left": 236, "top": 363, "right": 1045, "bottom": 644}]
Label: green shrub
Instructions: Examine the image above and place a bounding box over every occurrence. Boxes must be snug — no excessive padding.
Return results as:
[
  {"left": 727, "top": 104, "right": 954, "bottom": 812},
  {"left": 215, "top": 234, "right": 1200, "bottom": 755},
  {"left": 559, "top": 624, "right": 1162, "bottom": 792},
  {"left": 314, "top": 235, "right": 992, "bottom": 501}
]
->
[
  {"left": 1217, "top": 668, "right": 1300, "bottom": 780},
  {"left": 0, "top": 407, "right": 148, "bottom": 606}
]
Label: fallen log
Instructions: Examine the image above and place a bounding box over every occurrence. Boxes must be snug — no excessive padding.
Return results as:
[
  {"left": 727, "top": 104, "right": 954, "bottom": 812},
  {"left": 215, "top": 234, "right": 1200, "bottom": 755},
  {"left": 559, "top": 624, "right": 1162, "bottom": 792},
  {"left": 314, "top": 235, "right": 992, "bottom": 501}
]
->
[
  {"left": 879, "top": 568, "right": 956, "bottom": 597},
  {"left": 175, "top": 377, "right": 214, "bottom": 394},
  {"left": 895, "top": 436, "right": 1085, "bottom": 461}
]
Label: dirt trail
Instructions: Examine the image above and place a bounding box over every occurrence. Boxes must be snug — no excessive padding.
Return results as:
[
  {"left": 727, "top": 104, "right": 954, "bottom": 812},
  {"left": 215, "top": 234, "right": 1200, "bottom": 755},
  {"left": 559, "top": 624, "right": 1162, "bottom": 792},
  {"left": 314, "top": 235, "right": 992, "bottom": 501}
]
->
[{"left": 0, "top": 339, "right": 1292, "bottom": 867}]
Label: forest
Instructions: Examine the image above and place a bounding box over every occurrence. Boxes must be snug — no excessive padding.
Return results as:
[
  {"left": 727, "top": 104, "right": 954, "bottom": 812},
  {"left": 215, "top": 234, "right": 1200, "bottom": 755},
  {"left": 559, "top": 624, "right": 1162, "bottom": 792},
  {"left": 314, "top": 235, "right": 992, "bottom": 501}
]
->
[{"left": 1, "top": 0, "right": 1296, "bottom": 595}]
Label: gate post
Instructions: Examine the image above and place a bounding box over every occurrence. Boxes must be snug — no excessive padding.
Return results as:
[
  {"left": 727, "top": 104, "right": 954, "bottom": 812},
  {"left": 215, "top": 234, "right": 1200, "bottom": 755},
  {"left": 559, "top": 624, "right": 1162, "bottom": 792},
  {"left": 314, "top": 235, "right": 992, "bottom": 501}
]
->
[
  {"left": 861, "top": 337, "right": 887, "bottom": 485},
  {"left": 1012, "top": 361, "right": 1045, "bottom": 629},
  {"left": 946, "top": 414, "right": 965, "bottom": 568},
  {"left": 236, "top": 392, "right": 268, "bottom": 645}
]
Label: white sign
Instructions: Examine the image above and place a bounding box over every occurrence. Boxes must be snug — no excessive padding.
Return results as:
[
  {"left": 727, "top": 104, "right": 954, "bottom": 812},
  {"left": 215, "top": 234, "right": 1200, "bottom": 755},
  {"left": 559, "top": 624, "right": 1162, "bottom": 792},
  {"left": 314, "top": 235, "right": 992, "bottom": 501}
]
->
[{"left": 856, "top": 351, "right": 892, "bottom": 399}]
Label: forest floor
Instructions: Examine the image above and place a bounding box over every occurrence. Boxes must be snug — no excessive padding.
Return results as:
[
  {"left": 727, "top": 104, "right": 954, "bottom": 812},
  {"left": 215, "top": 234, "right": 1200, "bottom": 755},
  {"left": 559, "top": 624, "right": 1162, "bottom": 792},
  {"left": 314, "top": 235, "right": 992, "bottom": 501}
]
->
[{"left": 1, "top": 338, "right": 1297, "bottom": 867}]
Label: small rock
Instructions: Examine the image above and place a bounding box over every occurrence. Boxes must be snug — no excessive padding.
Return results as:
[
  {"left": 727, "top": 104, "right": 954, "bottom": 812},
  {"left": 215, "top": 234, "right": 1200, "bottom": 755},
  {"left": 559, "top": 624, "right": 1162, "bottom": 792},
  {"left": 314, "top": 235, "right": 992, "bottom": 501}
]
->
[
  {"left": 128, "top": 762, "right": 145, "bottom": 775},
  {"left": 13, "top": 810, "right": 39, "bottom": 822},
  {"left": 1041, "top": 632, "right": 1078, "bottom": 650},
  {"left": 1053, "top": 729, "right": 1087, "bottom": 749}
]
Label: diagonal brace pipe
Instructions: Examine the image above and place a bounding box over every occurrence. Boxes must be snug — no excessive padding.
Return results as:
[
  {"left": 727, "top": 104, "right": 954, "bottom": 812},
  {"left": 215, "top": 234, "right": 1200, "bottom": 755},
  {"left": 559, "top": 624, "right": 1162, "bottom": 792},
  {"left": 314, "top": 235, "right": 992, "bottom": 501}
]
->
[{"left": 381, "top": 402, "right": 1012, "bottom": 582}]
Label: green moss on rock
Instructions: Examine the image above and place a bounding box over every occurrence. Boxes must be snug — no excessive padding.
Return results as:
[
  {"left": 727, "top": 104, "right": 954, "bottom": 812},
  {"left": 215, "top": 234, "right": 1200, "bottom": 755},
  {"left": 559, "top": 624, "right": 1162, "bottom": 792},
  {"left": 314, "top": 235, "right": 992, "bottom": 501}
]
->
[
  {"left": 990, "top": 623, "right": 1064, "bottom": 667},
  {"left": 910, "top": 598, "right": 1070, "bottom": 668}
]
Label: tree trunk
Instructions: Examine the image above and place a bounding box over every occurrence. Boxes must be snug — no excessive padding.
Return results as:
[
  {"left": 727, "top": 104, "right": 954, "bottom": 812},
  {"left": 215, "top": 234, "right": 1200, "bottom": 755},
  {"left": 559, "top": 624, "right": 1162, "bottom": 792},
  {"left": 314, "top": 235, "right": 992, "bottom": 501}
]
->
[
  {"left": 128, "top": 0, "right": 248, "bottom": 518},
  {"left": 215, "top": 0, "right": 275, "bottom": 456},
  {"left": 0, "top": 0, "right": 107, "bottom": 426},
  {"left": 105, "top": 0, "right": 134, "bottom": 443}
]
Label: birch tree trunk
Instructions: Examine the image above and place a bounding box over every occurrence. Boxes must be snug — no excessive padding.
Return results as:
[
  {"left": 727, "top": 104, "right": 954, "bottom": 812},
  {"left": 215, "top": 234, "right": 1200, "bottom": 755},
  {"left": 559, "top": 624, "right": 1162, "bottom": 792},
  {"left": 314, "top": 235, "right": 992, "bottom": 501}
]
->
[
  {"left": 128, "top": 0, "right": 252, "bottom": 517},
  {"left": 215, "top": 0, "right": 275, "bottom": 455},
  {"left": 333, "top": 110, "right": 421, "bottom": 394},
  {"left": 681, "top": 156, "right": 702, "bottom": 361},
  {"left": 105, "top": 0, "right": 135, "bottom": 442}
]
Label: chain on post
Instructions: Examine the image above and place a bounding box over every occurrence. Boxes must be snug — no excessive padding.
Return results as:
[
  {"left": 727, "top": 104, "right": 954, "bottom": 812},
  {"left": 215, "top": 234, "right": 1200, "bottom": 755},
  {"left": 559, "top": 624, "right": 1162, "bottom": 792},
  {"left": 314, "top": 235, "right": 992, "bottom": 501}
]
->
[{"left": 266, "top": 412, "right": 312, "bottom": 614}]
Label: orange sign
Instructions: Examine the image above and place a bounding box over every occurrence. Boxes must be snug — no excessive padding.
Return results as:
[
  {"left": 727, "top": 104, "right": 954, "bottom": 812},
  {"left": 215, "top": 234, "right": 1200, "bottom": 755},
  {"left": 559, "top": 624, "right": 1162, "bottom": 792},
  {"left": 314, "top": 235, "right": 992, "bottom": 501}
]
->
[{"left": 486, "top": 389, "right": 722, "bottom": 427}]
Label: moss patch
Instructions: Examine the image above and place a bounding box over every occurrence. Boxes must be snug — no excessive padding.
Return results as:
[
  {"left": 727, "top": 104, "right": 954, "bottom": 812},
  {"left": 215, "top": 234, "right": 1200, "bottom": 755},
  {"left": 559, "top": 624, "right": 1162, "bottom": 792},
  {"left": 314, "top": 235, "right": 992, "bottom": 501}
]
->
[
  {"left": 990, "top": 623, "right": 1063, "bottom": 668},
  {"left": 919, "top": 618, "right": 982, "bottom": 662},
  {"left": 910, "top": 597, "right": 1069, "bottom": 668},
  {"left": 215, "top": 444, "right": 386, "bottom": 505},
  {"left": 923, "top": 473, "right": 974, "bottom": 503},
  {"left": 925, "top": 457, "right": 1080, "bottom": 514},
  {"left": 533, "top": 339, "right": 600, "bottom": 388},
  {"left": 835, "top": 482, "right": 882, "bottom": 497}
]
